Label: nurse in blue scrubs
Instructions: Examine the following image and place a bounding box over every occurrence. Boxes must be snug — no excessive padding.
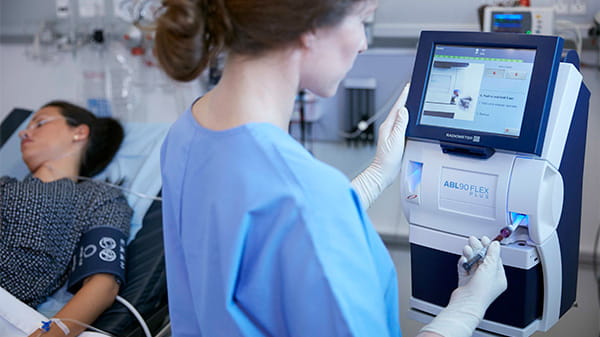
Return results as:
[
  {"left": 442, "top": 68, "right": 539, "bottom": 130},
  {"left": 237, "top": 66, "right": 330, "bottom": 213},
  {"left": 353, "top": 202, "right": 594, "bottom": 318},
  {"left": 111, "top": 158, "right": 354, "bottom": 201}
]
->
[{"left": 154, "top": 0, "right": 507, "bottom": 336}]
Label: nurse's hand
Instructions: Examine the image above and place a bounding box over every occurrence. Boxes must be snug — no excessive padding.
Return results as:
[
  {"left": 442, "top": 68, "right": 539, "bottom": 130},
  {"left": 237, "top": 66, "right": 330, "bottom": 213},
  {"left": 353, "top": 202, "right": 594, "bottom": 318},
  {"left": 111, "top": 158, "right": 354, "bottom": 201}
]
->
[
  {"left": 418, "top": 237, "right": 507, "bottom": 337},
  {"left": 351, "top": 83, "right": 409, "bottom": 209}
]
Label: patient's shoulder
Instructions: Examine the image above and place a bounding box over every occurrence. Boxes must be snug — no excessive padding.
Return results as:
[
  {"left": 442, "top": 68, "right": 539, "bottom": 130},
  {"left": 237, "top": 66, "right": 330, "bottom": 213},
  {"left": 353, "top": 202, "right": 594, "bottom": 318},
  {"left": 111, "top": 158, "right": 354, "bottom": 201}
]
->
[
  {"left": 0, "top": 175, "right": 18, "bottom": 185},
  {"left": 77, "top": 180, "right": 132, "bottom": 233},
  {"left": 77, "top": 179, "right": 131, "bottom": 210}
]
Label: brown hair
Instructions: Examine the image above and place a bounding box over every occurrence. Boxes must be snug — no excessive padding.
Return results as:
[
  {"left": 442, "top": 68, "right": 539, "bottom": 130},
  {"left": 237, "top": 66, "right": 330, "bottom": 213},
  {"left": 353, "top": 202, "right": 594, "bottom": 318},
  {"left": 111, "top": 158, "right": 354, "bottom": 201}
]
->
[
  {"left": 154, "top": 0, "right": 367, "bottom": 82},
  {"left": 42, "top": 101, "right": 125, "bottom": 177}
]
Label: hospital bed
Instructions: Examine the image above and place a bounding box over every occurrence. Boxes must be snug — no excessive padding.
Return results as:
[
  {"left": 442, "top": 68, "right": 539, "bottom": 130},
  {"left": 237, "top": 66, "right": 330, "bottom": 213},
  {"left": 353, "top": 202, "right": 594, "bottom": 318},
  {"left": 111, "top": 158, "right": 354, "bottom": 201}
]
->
[{"left": 0, "top": 108, "right": 170, "bottom": 337}]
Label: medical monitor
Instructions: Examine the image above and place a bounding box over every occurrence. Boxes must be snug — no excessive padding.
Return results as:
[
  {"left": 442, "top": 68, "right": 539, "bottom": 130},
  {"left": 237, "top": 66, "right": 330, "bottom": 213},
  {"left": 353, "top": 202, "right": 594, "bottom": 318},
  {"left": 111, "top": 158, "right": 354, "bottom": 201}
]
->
[
  {"left": 490, "top": 12, "right": 533, "bottom": 33},
  {"left": 406, "top": 31, "right": 563, "bottom": 155},
  {"left": 482, "top": 7, "right": 555, "bottom": 35}
]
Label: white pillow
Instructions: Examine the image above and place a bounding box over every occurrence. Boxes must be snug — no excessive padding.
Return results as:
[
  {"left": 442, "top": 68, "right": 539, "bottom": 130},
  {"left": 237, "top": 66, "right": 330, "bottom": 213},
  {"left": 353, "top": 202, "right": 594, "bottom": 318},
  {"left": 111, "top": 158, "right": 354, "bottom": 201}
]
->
[{"left": 84, "top": 121, "right": 170, "bottom": 243}]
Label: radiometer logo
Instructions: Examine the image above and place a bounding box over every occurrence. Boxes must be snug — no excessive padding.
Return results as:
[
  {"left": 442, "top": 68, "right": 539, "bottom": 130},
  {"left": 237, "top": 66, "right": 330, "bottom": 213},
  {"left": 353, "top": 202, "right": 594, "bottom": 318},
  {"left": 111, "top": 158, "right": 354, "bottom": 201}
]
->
[
  {"left": 445, "top": 133, "right": 480, "bottom": 143},
  {"left": 443, "top": 180, "right": 490, "bottom": 200}
]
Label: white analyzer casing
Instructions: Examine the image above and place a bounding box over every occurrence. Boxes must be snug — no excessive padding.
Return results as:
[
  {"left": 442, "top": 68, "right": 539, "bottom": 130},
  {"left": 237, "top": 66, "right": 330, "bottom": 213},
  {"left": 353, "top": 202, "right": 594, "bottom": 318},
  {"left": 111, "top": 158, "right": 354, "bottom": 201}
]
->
[{"left": 401, "top": 62, "right": 582, "bottom": 337}]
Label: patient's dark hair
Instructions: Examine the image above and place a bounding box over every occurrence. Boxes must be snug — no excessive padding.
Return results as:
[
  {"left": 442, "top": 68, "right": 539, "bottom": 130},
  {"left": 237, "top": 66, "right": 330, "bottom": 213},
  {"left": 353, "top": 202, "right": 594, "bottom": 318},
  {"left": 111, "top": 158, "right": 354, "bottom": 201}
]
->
[
  {"left": 42, "top": 100, "right": 125, "bottom": 178},
  {"left": 154, "top": 0, "right": 369, "bottom": 82}
]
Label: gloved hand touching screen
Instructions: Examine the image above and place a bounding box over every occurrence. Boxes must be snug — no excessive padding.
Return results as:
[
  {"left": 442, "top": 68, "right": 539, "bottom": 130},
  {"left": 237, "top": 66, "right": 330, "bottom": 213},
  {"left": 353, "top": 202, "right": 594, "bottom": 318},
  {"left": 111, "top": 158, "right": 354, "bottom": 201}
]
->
[{"left": 352, "top": 83, "right": 410, "bottom": 209}]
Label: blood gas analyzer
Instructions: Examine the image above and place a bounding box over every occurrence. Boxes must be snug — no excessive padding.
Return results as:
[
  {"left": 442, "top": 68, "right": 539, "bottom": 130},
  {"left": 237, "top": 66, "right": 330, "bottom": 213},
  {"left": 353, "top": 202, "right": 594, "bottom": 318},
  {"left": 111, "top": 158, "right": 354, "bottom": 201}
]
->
[{"left": 401, "top": 31, "right": 590, "bottom": 337}]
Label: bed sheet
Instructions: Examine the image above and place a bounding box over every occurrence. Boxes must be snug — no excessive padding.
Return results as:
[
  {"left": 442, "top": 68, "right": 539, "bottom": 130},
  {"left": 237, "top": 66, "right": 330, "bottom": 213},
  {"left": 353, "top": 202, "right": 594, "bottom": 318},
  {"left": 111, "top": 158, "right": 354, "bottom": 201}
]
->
[{"left": 0, "top": 287, "right": 108, "bottom": 336}]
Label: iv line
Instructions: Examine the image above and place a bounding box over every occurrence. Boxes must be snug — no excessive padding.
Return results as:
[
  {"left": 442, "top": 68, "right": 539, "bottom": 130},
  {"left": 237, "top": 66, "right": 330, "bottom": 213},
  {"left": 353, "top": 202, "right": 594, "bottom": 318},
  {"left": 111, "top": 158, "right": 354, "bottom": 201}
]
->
[
  {"left": 43, "top": 162, "right": 162, "bottom": 202},
  {"left": 339, "top": 82, "right": 406, "bottom": 139}
]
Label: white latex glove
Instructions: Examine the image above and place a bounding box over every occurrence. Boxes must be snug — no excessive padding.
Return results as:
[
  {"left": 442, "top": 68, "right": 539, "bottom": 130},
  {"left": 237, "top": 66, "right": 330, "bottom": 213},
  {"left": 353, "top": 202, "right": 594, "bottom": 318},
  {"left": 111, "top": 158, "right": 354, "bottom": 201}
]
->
[
  {"left": 419, "top": 236, "right": 507, "bottom": 337},
  {"left": 351, "top": 83, "right": 410, "bottom": 209}
]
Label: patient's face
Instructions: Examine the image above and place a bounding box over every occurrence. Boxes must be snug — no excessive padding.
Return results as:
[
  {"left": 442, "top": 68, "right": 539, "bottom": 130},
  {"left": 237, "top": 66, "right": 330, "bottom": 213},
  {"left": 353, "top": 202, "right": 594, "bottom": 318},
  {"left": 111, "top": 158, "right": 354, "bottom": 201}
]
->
[{"left": 19, "top": 107, "right": 83, "bottom": 174}]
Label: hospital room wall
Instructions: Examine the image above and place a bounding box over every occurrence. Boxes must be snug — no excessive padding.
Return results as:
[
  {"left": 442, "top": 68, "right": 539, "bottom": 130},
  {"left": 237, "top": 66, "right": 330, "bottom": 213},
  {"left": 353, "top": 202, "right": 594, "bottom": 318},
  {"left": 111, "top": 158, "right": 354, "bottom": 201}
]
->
[
  {"left": 0, "top": 44, "right": 201, "bottom": 124},
  {"left": 1, "top": 32, "right": 600, "bottom": 269},
  {"left": 372, "top": 0, "right": 600, "bottom": 37},
  {"left": 1, "top": 0, "right": 600, "bottom": 334}
]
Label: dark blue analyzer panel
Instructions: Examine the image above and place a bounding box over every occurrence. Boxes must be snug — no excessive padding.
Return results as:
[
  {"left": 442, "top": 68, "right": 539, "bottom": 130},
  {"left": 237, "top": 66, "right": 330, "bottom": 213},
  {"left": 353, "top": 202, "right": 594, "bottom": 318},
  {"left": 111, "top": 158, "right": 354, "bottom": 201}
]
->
[
  {"left": 556, "top": 56, "right": 589, "bottom": 315},
  {"left": 410, "top": 244, "right": 543, "bottom": 328},
  {"left": 406, "top": 31, "right": 563, "bottom": 155}
]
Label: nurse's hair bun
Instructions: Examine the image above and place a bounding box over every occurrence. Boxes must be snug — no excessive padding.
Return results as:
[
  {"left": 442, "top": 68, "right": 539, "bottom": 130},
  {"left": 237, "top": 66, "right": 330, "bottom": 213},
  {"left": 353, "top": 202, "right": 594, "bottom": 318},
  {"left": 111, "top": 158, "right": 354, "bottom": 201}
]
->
[
  {"left": 154, "top": 0, "right": 367, "bottom": 82},
  {"left": 155, "top": 0, "right": 231, "bottom": 82}
]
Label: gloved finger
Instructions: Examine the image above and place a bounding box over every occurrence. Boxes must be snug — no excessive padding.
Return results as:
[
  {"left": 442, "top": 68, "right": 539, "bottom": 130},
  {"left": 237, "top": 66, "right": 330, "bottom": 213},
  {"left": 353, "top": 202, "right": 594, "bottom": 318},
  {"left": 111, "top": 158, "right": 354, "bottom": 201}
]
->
[
  {"left": 382, "top": 106, "right": 409, "bottom": 154},
  {"left": 457, "top": 255, "right": 470, "bottom": 282},
  {"left": 395, "top": 82, "right": 410, "bottom": 110},
  {"left": 462, "top": 245, "right": 474, "bottom": 260},
  {"left": 468, "top": 236, "right": 484, "bottom": 252},
  {"left": 497, "top": 256, "right": 507, "bottom": 291},
  {"left": 390, "top": 107, "right": 409, "bottom": 136},
  {"left": 379, "top": 116, "right": 395, "bottom": 144},
  {"left": 483, "top": 240, "right": 501, "bottom": 264},
  {"left": 482, "top": 241, "right": 508, "bottom": 293},
  {"left": 380, "top": 83, "right": 410, "bottom": 135},
  {"left": 481, "top": 236, "right": 491, "bottom": 247}
]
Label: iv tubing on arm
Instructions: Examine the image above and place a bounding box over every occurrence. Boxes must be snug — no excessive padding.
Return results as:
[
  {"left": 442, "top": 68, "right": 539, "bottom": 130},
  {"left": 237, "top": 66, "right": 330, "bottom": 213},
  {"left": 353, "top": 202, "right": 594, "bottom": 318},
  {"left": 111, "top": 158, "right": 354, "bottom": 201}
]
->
[
  {"left": 352, "top": 83, "right": 410, "bottom": 209},
  {"left": 29, "top": 274, "right": 120, "bottom": 337}
]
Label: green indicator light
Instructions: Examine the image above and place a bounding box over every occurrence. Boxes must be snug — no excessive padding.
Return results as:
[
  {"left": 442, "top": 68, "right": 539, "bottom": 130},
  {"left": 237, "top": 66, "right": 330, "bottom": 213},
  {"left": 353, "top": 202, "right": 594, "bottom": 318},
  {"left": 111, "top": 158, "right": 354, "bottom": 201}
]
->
[{"left": 526, "top": 30, "right": 532, "bottom": 34}]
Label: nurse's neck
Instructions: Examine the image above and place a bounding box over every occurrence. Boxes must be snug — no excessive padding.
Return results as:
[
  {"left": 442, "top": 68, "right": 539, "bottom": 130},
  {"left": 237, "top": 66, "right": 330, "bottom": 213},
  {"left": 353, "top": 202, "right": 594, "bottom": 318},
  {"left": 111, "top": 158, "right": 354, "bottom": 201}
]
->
[{"left": 194, "top": 51, "right": 300, "bottom": 132}]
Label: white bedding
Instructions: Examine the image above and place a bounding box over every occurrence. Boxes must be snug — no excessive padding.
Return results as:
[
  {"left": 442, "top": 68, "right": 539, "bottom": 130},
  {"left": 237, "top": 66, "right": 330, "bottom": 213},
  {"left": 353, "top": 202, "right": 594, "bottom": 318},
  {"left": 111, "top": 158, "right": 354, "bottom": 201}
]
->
[{"left": 0, "top": 287, "right": 108, "bottom": 336}]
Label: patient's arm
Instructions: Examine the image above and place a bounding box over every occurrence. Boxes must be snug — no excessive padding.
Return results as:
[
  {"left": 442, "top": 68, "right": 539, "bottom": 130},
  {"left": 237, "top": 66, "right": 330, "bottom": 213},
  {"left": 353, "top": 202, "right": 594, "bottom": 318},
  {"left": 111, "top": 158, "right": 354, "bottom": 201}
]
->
[{"left": 28, "top": 273, "right": 119, "bottom": 337}]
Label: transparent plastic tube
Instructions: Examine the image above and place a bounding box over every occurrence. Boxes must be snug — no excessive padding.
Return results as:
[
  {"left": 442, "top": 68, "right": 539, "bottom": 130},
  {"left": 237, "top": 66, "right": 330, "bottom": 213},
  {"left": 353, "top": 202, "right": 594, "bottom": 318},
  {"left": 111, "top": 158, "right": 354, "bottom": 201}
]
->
[{"left": 462, "top": 214, "right": 527, "bottom": 271}]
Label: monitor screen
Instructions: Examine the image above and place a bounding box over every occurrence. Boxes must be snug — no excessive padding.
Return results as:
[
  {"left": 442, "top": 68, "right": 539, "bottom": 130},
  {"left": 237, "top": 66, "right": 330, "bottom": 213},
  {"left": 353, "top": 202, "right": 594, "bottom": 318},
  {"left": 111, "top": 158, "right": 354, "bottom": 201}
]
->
[
  {"left": 406, "top": 31, "right": 563, "bottom": 155},
  {"left": 419, "top": 44, "right": 536, "bottom": 137},
  {"left": 491, "top": 12, "right": 532, "bottom": 33}
]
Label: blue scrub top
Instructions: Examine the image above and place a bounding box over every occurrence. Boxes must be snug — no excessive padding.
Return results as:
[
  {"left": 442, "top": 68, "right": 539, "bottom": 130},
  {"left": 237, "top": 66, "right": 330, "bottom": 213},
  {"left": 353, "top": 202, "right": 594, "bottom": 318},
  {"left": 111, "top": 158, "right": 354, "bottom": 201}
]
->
[{"left": 161, "top": 108, "right": 401, "bottom": 337}]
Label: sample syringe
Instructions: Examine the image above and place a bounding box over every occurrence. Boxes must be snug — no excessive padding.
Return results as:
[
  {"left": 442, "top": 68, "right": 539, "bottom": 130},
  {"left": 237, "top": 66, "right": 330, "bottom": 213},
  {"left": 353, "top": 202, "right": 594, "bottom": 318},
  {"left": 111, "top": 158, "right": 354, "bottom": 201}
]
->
[{"left": 462, "top": 214, "right": 527, "bottom": 272}]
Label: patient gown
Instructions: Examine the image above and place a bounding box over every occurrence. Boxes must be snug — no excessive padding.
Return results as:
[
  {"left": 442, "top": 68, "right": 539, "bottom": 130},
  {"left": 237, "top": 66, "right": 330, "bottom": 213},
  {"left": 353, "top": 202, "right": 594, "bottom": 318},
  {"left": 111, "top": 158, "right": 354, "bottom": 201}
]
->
[
  {"left": 160, "top": 108, "right": 401, "bottom": 337},
  {"left": 0, "top": 175, "right": 132, "bottom": 307}
]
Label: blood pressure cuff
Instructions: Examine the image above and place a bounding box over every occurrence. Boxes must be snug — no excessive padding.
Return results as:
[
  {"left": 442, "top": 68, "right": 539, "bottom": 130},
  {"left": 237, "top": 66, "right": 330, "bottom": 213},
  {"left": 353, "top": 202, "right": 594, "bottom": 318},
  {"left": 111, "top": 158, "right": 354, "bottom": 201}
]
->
[{"left": 68, "top": 227, "right": 127, "bottom": 293}]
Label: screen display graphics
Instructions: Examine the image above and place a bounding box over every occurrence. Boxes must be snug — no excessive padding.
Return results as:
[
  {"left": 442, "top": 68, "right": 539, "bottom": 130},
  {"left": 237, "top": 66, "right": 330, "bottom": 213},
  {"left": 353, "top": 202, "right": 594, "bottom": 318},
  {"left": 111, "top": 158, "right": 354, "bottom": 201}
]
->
[
  {"left": 419, "top": 45, "right": 536, "bottom": 137},
  {"left": 491, "top": 12, "right": 532, "bottom": 33}
]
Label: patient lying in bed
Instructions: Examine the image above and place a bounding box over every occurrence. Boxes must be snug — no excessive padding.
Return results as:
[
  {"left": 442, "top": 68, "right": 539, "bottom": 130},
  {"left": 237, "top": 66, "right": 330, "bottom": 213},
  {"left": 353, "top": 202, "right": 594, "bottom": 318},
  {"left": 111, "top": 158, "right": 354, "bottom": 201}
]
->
[{"left": 0, "top": 101, "right": 132, "bottom": 337}]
